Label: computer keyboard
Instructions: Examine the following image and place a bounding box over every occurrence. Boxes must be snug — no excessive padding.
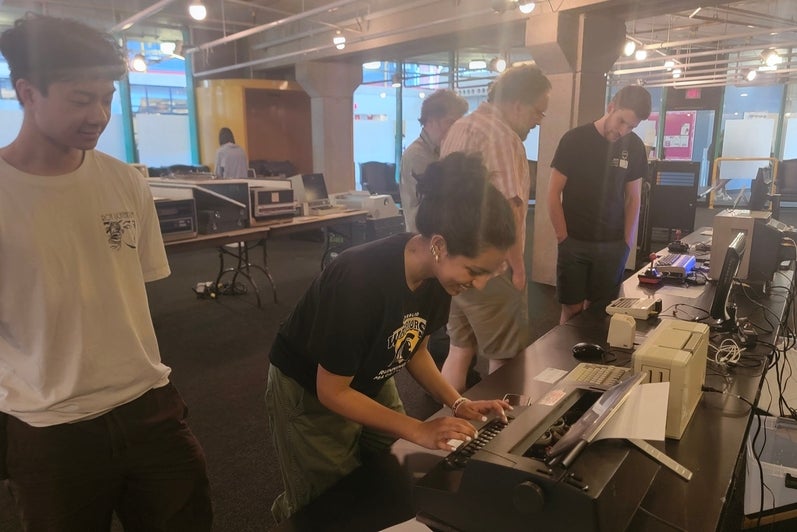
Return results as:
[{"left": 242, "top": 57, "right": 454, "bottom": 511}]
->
[
  {"left": 443, "top": 418, "right": 509, "bottom": 469},
  {"left": 606, "top": 297, "right": 661, "bottom": 319},
  {"left": 565, "top": 363, "right": 631, "bottom": 389}
]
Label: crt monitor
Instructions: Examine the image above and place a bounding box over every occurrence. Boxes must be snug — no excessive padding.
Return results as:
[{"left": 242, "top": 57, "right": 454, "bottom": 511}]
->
[
  {"left": 709, "top": 231, "right": 746, "bottom": 332},
  {"left": 301, "top": 173, "right": 329, "bottom": 204}
]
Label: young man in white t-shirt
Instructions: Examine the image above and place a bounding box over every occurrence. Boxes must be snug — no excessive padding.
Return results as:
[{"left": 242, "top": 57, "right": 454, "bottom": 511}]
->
[{"left": 0, "top": 14, "right": 212, "bottom": 531}]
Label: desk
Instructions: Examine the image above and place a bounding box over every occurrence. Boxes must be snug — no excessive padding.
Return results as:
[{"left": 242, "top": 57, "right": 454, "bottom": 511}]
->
[
  {"left": 276, "top": 228, "right": 794, "bottom": 531},
  {"left": 164, "top": 210, "right": 367, "bottom": 305}
]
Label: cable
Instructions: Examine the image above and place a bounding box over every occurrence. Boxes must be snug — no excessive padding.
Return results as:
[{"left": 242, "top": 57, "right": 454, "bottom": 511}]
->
[
  {"left": 701, "top": 385, "right": 755, "bottom": 409},
  {"left": 708, "top": 337, "right": 743, "bottom": 366}
]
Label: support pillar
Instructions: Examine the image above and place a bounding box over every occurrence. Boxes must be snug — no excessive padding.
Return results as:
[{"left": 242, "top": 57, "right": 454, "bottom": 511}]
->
[
  {"left": 526, "top": 12, "right": 626, "bottom": 286},
  {"left": 295, "top": 61, "right": 362, "bottom": 194}
]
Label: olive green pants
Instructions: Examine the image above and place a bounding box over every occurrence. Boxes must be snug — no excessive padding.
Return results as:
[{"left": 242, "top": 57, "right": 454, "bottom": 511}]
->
[{"left": 265, "top": 365, "right": 404, "bottom": 523}]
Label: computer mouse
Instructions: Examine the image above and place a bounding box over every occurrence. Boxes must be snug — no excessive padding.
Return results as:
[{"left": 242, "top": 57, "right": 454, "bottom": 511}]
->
[{"left": 571, "top": 342, "right": 606, "bottom": 361}]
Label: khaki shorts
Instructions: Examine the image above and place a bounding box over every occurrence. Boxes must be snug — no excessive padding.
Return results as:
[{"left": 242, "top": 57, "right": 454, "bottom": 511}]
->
[{"left": 447, "top": 271, "right": 530, "bottom": 360}]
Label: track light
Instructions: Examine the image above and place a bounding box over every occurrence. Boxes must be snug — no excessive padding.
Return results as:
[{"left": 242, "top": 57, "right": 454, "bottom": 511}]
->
[
  {"left": 489, "top": 57, "right": 507, "bottom": 73},
  {"left": 518, "top": 2, "right": 536, "bottom": 14},
  {"left": 189, "top": 0, "right": 207, "bottom": 21},
  {"left": 391, "top": 73, "right": 402, "bottom": 88},
  {"left": 742, "top": 68, "right": 757, "bottom": 82},
  {"left": 623, "top": 40, "right": 637, "bottom": 57},
  {"left": 761, "top": 48, "right": 782, "bottom": 67},
  {"left": 333, "top": 33, "right": 346, "bottom": 50},
  {"left": 664, "top": 59, "right": 675, "bottom": 70},
  {"left": 130, "top": 53, "right": 147, "bottom": 72},
  {"left": 672, "top": 68, "right": 683, "bottom": 79},
  {"left": 634, "top": 49, "right": 648, "bottom": 61}
]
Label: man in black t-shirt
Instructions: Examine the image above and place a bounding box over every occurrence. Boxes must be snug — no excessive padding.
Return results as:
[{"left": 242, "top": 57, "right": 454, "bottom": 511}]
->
[{"left": 548, "top": 85, "right": 652, "bottom": 324}]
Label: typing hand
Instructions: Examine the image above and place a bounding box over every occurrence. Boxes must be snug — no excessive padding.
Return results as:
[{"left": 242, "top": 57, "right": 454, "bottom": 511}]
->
[
  {"left": 413, "top": 417, "right": 478, "bottom": 452},
  {"left": 455, "top": 399, "right": 512, "bottom": 424}
]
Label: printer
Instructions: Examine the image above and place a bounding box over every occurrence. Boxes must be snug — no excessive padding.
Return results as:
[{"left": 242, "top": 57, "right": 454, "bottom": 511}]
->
[
  {"left": 330, "top": 191, "right": 399, "bottom": 219},
  {"left": 148, "top": 178, "right": 251, "bottom": 234},
  {"left": 249, "top": 179, "right": 295, "bottom": 223},
  {"left": 632, "top": 319, "right": 708, "bottom": 439},
  {"left": 405, "top": 379, "right": 659, "bottom": 532}
]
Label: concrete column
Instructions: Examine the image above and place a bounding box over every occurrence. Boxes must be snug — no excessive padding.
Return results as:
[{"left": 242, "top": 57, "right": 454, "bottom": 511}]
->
[
  {"left": 526, "top": 12, "right": 626, "bottom": 286},
  {"left": 295, "top": 61, "right": 362, "bottom": 194}
]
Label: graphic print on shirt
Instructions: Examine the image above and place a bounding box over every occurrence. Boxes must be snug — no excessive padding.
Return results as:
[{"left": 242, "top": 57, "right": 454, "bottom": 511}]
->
[
  {"left": 375, "top": 313, "right": 428, "bottom": 381},
  {"left": 102, "top": 211, "right": 138, "bottom": 250},
  {"left": 612, "top": 149, "right": 630, "bottom": 170}
]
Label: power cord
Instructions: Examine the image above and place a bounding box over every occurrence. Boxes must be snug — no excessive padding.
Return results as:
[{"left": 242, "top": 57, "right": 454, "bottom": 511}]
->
[
  {"left": 708, "top": 337, "right": 743, "bottom": 366},
  {"left": 701, "top": 385, "right": 755, "bottom": 409}
]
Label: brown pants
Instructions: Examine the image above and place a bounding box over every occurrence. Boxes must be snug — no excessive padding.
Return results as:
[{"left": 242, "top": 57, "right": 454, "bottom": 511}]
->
[{"left": 3, "top": 383, "right": 212, "bottom": 532}]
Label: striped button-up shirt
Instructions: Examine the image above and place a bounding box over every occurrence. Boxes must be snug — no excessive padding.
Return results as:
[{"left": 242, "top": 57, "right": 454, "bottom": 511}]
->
[{"left": 440, "top": 101, "right": 530, "bottom": 244}]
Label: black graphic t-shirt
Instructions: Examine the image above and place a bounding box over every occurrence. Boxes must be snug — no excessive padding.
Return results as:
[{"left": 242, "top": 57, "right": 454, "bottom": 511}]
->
[
  {"left": 551, "top": 123, "right": 647, "bottom": 242},
  {"left": 269, "top": 233, "right": 450, "bottom": 398}
]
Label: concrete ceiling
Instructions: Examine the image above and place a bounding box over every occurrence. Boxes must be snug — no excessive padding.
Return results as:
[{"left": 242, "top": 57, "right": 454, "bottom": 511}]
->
[{"left": 0, "top": 0, "right": 794, "bottom": 89}]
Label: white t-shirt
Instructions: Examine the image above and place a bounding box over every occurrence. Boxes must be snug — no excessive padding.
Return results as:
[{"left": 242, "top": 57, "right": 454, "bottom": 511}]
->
[
  {"left": 0, "top": 150, "right": 172, "bottom": 426},
  {"left": 214, "top": 142, "right": 249, "bottom": 179}
]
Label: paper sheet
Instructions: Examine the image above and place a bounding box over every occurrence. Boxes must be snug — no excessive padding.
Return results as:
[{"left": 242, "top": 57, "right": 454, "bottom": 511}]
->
[{"left": 595, "top": 381, "right": 669, "bottom": 441}]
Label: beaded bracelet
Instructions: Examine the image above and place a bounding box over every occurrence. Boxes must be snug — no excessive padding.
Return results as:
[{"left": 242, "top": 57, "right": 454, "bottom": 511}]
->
[{"left": 450, "top": 397, "right": 470, "bottom": 416}]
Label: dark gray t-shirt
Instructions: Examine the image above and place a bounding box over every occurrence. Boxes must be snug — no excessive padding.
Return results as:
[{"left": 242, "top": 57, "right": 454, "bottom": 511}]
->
[
  {"left": 269, "top": 233, "right": 450, "bottom": 398},
  {"left": 552, "top": 123, "right": 647, "bottom": 241}
]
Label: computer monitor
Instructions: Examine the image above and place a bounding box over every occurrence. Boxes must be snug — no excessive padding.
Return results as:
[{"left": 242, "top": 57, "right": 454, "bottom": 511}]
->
[
  {"left": 709, "top": 231, "right": 746, "bottom": 332},
  {"left": 301, "top": 173, "right": 330, "bottom": 205},
  {"left": 748, "top": 166, "right": 772, "bottom": 211}
]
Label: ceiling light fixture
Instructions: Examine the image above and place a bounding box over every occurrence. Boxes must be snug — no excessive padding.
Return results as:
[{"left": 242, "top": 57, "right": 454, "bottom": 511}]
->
[
  {"left": 518, "top": 2, "right": 536, "bottom": 14},
  {"left": 363, "top": 61, "right": 381, "bottom": 70},
  {"left": 130, "top": 53, "right": 148, "bottom": 72},
  {"left": 468, "top": 59, "right": 487, "bottom": 70},
  {"left": 333, "top": 33, "right": 346, "bottom": 50},
  {"left": 672, "top": 68, "right": 683, "bottom": 79},
  {"left": 488, "top": 57, "right": 507, "bottom": 73},
  {"left": 664, "top": 59, "right": 675, "bottom": 70},
  {"left": 189, "top": 0, "right": 207, "bottom": 21},
  {"left": 634, "top": 49, "right": 648, "bottom": 61},
  {"left": 623, "top": 40, "right": 637, "bottom": 57},
  {"left": 761, "top": 48, "right": 782, "bottom": 67},
  {"left": 742, "top": 68, "right": 757, "bottom": 82},
  {"left": 688, "top": 7, "right": 702, "bottom": 19},
  {"left": 391, "top": 73, "right": 402, "bottom": 88}
]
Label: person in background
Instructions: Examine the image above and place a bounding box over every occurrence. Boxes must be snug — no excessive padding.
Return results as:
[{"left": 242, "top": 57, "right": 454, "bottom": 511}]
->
[
  {"left": 439, "top": 65, "right": 552, "bottom": 393},
  {"left": 548, "top": 85, "right": 652, "bottom": 324},
  {"left": 215, "top": 127, "right": 249, "bottom": 178},
  {"left": 400, "top": 89, "right": 468, "bottom": 233},
  {"left": 0, "top": 14, "right": 212, "bottom": 531},
  {"left": 266, "top": 152, "right": 515, "bottom": 522},
  {"left": 399, "top": 89, "right": 468, "bottom": 369}
]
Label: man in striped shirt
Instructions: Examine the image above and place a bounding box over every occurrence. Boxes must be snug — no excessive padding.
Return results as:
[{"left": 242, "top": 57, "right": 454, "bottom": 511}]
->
[{"left": 439, "top": 65, "right": 551, "bottom": 392}]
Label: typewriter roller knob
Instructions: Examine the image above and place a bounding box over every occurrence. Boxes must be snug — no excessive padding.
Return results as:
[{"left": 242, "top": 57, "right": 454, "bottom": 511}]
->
[{"left": 512, "top": 480, "right": 544, "bottom": 514}]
